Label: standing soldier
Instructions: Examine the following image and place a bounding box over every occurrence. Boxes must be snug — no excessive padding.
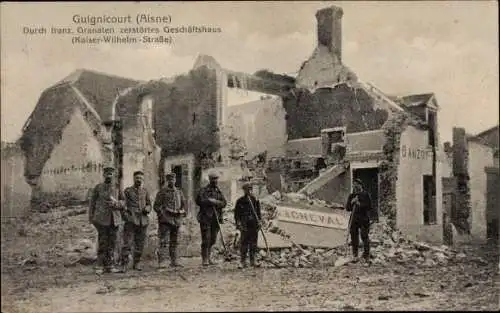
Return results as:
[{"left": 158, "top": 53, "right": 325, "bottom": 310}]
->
[
  {"left": 154, "top": 173, "right": 187, "bottom": 268},
  {"left": 120, "top": 171, "right": 152, "bottom": 272},
  {"left": 345, "top": 179, "right": 374, "bottom": 264},
  {"left": 195, "top": 170, "right": 227, "bottom": 266},
  {"left": 89, "top": 166, "right": 125, "bottom": 274},
  {"left": 234, "top": 183, "right": 262, "bottom": 269}
]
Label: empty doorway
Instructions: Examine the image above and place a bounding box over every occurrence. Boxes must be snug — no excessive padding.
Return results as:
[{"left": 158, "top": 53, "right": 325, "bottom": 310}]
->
[{"left": 423, "top": 175, "right": 437, "bottom": 224}]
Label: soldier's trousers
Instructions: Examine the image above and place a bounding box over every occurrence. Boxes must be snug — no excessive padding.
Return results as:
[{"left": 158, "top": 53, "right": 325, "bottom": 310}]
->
[
  {"left": 240, "top": 221, "right": 259, "bottom": 262},
  {"left": 95, "top": 224, "right": 118, "bottom": 269},
  {"left": 200, "top": 218, "right": 219, "bottom": 257},
  {"left": 158, "top": 222, "right": 180, "bottom": 262},
  {"left": 350, "top": 219, "right": 370, "bottom": 259},
  {"left": 121, "top": 222, "right": 148, "bottom": 265}
]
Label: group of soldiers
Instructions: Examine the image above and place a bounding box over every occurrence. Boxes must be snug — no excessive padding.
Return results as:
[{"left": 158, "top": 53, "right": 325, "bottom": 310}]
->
[{"left": 88, "top": 166, "right": 264, "bottom": 274}]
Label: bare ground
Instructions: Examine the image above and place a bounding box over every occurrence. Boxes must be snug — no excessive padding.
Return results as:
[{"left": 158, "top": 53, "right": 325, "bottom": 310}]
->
[{"left": 1, "top": 210, "right": 499, "bottom": 312}]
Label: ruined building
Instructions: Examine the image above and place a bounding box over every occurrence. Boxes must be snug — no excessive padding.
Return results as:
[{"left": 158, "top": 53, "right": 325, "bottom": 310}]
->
[
  {"left": 10, "top": 5, "right": 473, "bottom": 245},
  {"left": 442, "top": 125, "right": 499, "bottom": 243}
]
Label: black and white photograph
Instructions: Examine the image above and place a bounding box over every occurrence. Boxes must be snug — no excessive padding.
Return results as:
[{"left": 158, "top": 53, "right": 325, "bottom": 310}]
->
[{"left": 1, "top": 1, "right": 498, "bottom": 311}]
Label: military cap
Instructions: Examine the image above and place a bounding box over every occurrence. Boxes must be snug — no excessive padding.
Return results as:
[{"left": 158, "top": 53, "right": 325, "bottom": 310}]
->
[
  {"left": 207, "top": 170, "right": 219, "bottom": 178},
  {"left": 133, "top": 170, "right": 144, "bottom": 177},
  {"left": 165, "top": 172, "right": 175, "bottom": 179},
  {"left": 103, "top": 166, "right": 115, "bottom": 173},
  {"left": 353, "top": 179, "right": 363, "bottom": 186}
]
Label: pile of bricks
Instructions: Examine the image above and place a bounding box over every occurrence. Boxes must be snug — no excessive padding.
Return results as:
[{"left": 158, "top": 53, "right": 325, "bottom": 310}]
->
[{"left": 212, "top": 190, "right": 471, "bottom": 269}]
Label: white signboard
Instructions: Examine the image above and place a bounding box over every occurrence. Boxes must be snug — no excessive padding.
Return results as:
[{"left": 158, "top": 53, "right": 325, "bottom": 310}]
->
[{"left": 276, "top": 205, "right": 349, "bottom": 230}]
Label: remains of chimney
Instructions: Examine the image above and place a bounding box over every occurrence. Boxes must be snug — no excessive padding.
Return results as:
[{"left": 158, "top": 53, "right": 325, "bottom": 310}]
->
[
  {"left": 452, "top": 127, "right": 467, "bottom": 176},
  {"left": 316, "top": 6, "right": 343, "bottom": 62}
]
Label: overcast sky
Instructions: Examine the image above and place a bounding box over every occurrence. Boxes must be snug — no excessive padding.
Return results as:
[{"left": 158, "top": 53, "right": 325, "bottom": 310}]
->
[{"left": 1, "top": 1, "right": 498, "bottom": 143}]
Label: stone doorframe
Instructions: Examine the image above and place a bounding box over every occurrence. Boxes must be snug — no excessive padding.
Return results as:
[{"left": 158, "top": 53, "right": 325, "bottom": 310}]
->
[{"left": 162, "top": 154, "right": 195, "bottom": 217}]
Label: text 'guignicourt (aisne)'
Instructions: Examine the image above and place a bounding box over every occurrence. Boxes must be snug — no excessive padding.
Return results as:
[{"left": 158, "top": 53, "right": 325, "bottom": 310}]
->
[{"left": 72, "top": 14, "right": 172, "bottom": 26}]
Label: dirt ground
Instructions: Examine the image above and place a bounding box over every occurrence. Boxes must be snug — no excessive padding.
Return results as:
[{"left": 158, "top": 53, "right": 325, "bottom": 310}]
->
[{"left": 1, "top": 210, "right": 499, "bottom": 312}]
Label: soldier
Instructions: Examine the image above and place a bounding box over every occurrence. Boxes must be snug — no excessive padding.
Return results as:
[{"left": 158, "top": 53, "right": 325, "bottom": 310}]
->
[
  {"left": 154, "top": 173, "right": 187, "bottom": 268},
  {"left": 120, "top": 171, "right": 152, "bottom": 272},
  {"left": 89, "top": 166, "right": 125, "bottom": 274},
  {"left": 195, "top": 170, "right": 227, "bottom": 266},
  {"left": 234, "top": 183, "right": 262, "bottom": 269},
  {"left": 345, "top": 179, "right": 374, "bottom": 264}
]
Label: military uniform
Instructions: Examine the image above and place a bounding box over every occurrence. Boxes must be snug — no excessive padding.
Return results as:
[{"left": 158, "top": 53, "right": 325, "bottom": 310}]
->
[
  {"left": 345, "top": 185, "right": 373, "bottom": 261},
  {"left": 121, "top": 185, "right": 152, "bottom": 269},
  {"left": 234, "top": 193, "right": 262, "bottom": 266},
  {"left": 195, "top": 180, "right": 227, "bottom": 265},
  {"left": 89, "top": 181, "right": 125, "bottom": 271},
  {"left": 154, "top": 183, "right": 187, "bottom": 267}
]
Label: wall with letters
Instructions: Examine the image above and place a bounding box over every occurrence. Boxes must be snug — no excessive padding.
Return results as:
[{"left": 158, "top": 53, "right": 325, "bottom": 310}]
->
[
  {"left": 396, "top": 125, "right": 443, "bottom": 243},
  {"left": 40, "top": 107, "right": 104, "bottom": 202}
]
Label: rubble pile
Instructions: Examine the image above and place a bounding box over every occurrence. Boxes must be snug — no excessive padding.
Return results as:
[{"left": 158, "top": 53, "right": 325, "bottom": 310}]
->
[
  {"left": 368, "top": 219, "right": 471, "bottom": 267},
  {"left": 212, "top": 190, "right": 470, "bottom": 269}
]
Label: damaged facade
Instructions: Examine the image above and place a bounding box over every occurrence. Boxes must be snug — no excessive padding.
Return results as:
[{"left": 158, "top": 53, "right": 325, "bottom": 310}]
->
[
  {"left": 1, "top": 142, "right": 31, "bottom": 217},
  {"left": 18, "top": 70, "right": 141, "bottom": 208},
  {"left": 11, "top": 5, "right": 494, "bottom": 249},
  {"left": 442, "top": 125, "right": 499, "bottom": 243}
]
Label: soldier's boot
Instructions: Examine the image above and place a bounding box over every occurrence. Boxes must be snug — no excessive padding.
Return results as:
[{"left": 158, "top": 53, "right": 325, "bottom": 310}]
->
[
  {"left": 105, "top": 266, "right": 122, "bottom": 273},
  {"left": 238, "top": 256, "right": 248, "bottom": 269},
  {"left": 249, "top": 250, "right": 261, "bottom": 268},
  {"left": 201, "top": 247, "right": 209, "bottom": 267},
  {"left": 133, "top": 253, "right": 143, "bottom": 271},
  {"left": 170, "top": 249, "right": 183, "bottom": 268},
  {"left": 95, "top": 255, "right": 105, "bottom": 274},
  {"left": 158, "top": 249, "right": 169, "bottom": 269},
  {"left": 119, "top": 255, "right": 131, "bottom": 273},
  {"left": 351, "top": 246, "right": 360, "bottom": 263},
  {"left": 207, "top": 247, "right": 216, "bottom": 265}
]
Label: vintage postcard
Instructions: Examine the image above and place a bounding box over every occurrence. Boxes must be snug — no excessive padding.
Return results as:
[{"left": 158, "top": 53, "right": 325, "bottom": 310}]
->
[{"left": 1, "top": 1, "right": 498, "bottom": 312}]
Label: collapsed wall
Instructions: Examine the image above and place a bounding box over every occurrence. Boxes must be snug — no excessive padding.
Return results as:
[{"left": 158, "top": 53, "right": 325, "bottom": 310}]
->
[{"left": 283, "top": 84, "right": 389, "bottom": 140}]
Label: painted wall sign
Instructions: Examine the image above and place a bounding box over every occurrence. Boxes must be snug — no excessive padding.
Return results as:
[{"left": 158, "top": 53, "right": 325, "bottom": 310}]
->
[
  {"left": 400, "top": 144, "right": 449, "bottom": 163},
  {"left": 401, "top": 145, "right": 433, "bottom": 160},
  {"left": 276, "top": 205, "right": 349, "bottom": 230}
]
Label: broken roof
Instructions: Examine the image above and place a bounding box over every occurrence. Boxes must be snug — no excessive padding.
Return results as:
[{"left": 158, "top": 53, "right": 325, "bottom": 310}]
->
[
  {"left": 59, "top": 69, "right": 142, "bottom": 122},
  {"left": 19, "top": 69, "right": 141, "bottom": 178},
  {"left": 468, "top": 124, "right": 499, "bottom": 148},
  {"left": 475, "top": 125, "right": 499, "bottom": 139},
  {"left": 193, "top": 54, "right": 295, "bottom": 96},
  {"left": 400, "top": 93, "right": 436, "bottom": 108}
]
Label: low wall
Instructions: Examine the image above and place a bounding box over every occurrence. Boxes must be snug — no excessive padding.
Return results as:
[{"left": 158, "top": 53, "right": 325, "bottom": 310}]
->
[{"left": 400, "top": 223, "right": 443, "bottom": 244}]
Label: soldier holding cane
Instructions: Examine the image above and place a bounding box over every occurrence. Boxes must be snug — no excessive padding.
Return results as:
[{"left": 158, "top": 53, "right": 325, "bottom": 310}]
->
[
  {"left": 195, "top": 170, "right": 227, "bottom": 266},
  {"left": 234, "top": 182, "right": 262, "bottom": 269},
  {"left": 345, "top": 179, "right": 374, "bottom": 264}
]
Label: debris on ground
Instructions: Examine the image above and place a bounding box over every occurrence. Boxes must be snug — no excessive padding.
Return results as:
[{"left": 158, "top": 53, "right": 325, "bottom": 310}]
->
[
  {"left": 4, "top": 194, "right": 472, "bottom": 272},
  {"left": 211, "top": 190, "right": 471, "bottom": 269}
]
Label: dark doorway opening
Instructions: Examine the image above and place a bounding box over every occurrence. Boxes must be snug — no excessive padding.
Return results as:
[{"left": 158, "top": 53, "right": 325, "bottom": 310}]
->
[
  {"left": 172, "top": 165, "right": 183, "bottom": 189},
  {"left": 352, "top": 167, "right": 379, "bottom": 222},
  {"left": 423, "top": 175, "right": 437, "bottom": 224}
]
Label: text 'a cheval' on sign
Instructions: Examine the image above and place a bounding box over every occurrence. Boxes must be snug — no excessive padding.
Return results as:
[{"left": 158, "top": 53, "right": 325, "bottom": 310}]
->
[
  {"left": 259, "top": 205, "right": 350, "bottom": 249},
  {"left": 276, "top": 205, "right": 349, "bottom": 230}
]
